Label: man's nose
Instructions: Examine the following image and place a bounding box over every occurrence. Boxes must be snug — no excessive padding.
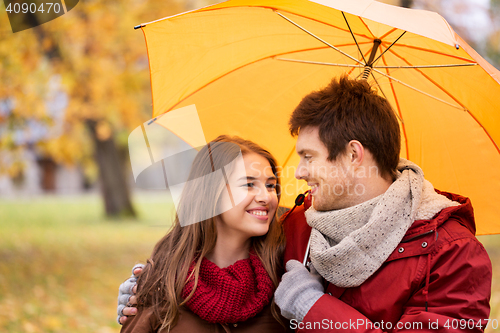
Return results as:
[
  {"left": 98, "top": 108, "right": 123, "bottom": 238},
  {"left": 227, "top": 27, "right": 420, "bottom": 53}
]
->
[{"left": 295, "top": 163, "right": 309, "bottom": 180}]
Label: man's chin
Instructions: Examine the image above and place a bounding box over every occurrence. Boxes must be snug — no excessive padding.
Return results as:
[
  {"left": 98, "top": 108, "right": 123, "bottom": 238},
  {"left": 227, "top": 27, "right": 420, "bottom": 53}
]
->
[
  {"left": 312, "top": 200, "right": 330, "bottom": 212},
  {"left": 312, "top": 196, "right": 342, "bottom": 212}
]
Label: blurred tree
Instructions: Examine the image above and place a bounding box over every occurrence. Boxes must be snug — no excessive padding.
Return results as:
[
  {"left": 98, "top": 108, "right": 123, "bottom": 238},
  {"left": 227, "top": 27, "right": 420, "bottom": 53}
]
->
[
  {"left": 412, "top": 0, "right": 500, "bottom": 70},
  {"left": 401, "top": 0, "right": 414, "bottom": 8},
  {"left": 0, "top": 0, "right": 188, "bottom": 217},
  {"left": 486, "top": 0, "right": 500, "bottom": 67}
]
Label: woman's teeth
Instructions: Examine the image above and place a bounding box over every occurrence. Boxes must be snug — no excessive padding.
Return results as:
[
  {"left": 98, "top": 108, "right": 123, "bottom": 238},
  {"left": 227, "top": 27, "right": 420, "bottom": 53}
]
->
[{"left": 249, "top": 210, "right": 268, "bottom": 216}]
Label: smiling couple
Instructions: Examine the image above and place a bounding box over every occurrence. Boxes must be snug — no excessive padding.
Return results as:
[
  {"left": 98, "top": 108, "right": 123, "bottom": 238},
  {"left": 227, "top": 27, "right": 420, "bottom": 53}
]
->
[{"left": 117, "top": 76, "right": 491, "bottom": 333}]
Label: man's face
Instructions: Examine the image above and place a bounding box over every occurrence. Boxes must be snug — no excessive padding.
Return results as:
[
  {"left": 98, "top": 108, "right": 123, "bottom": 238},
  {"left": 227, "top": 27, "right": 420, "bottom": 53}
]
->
[{"left": 295, "top": 126, "right": 357, "bottom": 211}]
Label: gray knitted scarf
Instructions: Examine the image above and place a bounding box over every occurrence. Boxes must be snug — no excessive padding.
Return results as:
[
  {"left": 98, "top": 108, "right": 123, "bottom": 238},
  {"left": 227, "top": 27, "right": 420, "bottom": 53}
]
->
[{"left": 305, "top": 159, "right": 459, "bottom": 288}]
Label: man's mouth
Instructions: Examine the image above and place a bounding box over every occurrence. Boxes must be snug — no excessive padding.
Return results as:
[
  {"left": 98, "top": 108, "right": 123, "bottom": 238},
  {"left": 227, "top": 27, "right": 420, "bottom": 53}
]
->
[{"left": 309, "top": 184, "right": 319, "bottom": 194}]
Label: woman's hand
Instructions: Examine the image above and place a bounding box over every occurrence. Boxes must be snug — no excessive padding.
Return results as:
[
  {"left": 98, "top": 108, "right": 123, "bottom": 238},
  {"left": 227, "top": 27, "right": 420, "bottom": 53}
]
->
[{"left": 117, "top": 264, "right": 143, "bottom": 324}]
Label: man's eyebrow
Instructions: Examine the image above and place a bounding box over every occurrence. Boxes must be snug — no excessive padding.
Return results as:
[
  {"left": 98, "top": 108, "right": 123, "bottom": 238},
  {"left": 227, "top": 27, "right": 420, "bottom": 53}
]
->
[
  {"left": 297, "top": 149, "right": 315, "bottom": 156},
  {"left": 238, "top": 176, "right": 277, "bottom": 181}
]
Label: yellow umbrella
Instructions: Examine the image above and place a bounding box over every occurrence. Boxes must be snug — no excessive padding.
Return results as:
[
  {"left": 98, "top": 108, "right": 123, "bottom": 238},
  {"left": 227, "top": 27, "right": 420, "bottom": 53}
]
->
[{"left": 135, "top": 0, "right": 500, "bottom": 235}]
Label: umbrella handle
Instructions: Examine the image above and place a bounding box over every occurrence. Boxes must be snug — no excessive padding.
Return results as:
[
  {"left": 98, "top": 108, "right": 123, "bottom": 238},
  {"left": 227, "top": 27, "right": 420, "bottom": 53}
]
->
[
  {"left": 280, "top": 190, "right": 311, "bottom": 266},
  {"left": 303, "top": 232, "right": 312, "bottom": 266}
]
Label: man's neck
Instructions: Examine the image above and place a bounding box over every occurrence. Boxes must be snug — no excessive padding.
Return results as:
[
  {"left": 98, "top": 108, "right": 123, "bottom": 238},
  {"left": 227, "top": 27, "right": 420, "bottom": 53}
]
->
[
  {"left": 348, "top": 173, "right": 393, "bottom": 208},
  {"left": 364, "top": 175, "right": 393, "bottom": 200}
]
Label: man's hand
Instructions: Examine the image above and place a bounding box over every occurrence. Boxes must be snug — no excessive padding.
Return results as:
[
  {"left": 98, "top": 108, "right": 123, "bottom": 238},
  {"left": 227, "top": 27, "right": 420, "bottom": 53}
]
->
[
  {"left": 275, "top": 260, "right": 324, "bottom": 322},
  {"left": 117, "top": 264, "right": 143, "bottom": 324}
]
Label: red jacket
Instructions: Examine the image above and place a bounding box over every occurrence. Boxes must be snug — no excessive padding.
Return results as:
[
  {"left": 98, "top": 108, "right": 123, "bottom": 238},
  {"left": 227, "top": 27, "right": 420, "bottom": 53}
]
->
[{"left": 282, "top": 191, "right": 492, "bottom": 332}]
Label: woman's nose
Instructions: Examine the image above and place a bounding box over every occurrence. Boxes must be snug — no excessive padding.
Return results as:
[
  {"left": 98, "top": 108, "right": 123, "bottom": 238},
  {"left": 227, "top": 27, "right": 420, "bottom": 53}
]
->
[{"left": 255, "top": 185, "right": 271, "bottom": 203}]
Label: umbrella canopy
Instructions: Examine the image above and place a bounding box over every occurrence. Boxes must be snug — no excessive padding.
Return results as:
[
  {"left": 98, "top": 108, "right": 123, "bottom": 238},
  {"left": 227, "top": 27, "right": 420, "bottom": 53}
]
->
[{"left": 135, "top": 0, "right": 500, "bottom": 235}]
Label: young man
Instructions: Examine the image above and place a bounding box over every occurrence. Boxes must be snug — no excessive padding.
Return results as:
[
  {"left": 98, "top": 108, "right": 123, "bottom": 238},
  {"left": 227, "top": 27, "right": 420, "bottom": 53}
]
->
[
  {"left": 118, "top": 76, "right": 492, "bottom": 332},
  {"left": 273, "top": 76, "right": 491, "bottom": 332}
]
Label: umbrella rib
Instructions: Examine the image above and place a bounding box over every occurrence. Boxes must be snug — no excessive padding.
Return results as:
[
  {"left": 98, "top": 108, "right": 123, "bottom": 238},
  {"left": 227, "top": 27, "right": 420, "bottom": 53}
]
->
[
  {"left": 163, "top": 44, "right": 369, "bottom": 116},
  {"left": 369, "top": 72, "right": 404, "bottom": 124},
  {"left": 271, "top": 42, "right": 372, "bottom": 59},
  {"left": 342, "top": 12, "right": 367, "bottom": 64},
  {"left": 275, "top": 11, "right": 364, "bottom": 66},
  {"left": 273, "top": 8, "right": 374, "bottom": 41},
  {"left": 379, "top": 28, "right": 398, "bottom": 41},
  {"left": 275, "top": 58, "right": 476, "bottom": 72},
  {"left": 384, "top": 49, "right": 500, "bottom": 155},
  {"left": 372, "top": 31, "right": 406, "bottom": 65},
  {"left": 374, "top": 45, "right": 390, "bottom": 104},
  {"left": 281, "top": 144, "right": 297, "bottom": 173},
  {"left": 275, "top": 58, "right": 364, "bottom": 68},
  {"left": 375, "top": 63, "right": 477, "bottom": 69},
  {"left": 371, "top": 68, "right": 463, "bottom": 110},
  {"left": 349, "top": 48, "right": 373, "bottom": 78},
  {"left": 370, "top": 71, "right": 389, "bottom": 100},
  {"left": 389, "top": 44, "right": 477, "bottom": 63},
  {"left": 464, "top": 109, "right": 500, "bottom": 154},
  {"left": 388, "top": 47, "right": 477, "bottom": 108},
  {"left": 378, "top": 53, "right": 410, "bottom": 160},
  {"left": 272, "top": 45, "right": 357, "bottom": 57}
]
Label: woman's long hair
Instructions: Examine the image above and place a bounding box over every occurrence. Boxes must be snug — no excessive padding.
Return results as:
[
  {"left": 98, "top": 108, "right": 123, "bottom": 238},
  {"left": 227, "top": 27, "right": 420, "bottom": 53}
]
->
[{"left": 135, "top": 135, "right": 286, "bottom": 331}]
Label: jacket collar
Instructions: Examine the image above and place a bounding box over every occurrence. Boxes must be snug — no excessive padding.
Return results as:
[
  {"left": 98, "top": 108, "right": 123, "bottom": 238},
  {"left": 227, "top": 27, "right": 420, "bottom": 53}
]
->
[
  {"left": 303, "top": 189, "right": 475, "bottom": 238},
  {"left": 404, "top": 190, "right": 475, "bottom": 240}
]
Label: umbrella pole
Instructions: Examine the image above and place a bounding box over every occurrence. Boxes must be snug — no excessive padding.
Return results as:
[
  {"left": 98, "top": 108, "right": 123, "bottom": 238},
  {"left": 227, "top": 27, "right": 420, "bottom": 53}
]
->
[{"left": 361, "top": 39, "right": 381, "bottom": 80}]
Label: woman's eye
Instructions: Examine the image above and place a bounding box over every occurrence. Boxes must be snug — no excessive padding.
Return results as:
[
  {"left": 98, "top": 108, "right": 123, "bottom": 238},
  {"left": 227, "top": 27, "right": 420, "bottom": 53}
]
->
[
  {"left": 266, "top": 183, "right": 277, "bottom": 189},
  {"left": 242, "top": 183, "right": 254, "bottom": 188},
  {"left": 304, "top": 155, "right": 312, "bottom": 161}
]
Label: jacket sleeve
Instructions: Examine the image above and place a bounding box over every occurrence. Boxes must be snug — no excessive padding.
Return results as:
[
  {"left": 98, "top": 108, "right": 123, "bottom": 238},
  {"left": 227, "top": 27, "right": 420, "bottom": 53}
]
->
[
  {"left": 120, "top": 307, "right": 160, "bottom": 333},
  {"left": 297, "top": 236, "right": 492, "bottom": 333}
]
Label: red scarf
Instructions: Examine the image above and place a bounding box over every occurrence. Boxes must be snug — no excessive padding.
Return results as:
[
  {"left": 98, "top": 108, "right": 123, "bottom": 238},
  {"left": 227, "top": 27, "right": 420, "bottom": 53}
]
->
[{"left": 181, "top": 253, "right": 274, "bottom": 324}]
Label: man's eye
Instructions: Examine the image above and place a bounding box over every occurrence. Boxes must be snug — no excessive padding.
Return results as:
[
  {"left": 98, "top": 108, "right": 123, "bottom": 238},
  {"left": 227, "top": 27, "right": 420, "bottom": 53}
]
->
[
  {"left": 242, "top": 183, "right": 254, "bottom": 187},
  {"left": 304, "top": 155, "right": 312, "bottom": 161},
  {"left": 266, "top": 183, "right": 277, "bottom": 189}
]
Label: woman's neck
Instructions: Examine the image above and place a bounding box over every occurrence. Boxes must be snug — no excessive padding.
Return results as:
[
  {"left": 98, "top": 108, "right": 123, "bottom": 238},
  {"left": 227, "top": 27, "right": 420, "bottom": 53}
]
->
[{"left": 206, "top": 236, "right": 251, "bottom": 268}]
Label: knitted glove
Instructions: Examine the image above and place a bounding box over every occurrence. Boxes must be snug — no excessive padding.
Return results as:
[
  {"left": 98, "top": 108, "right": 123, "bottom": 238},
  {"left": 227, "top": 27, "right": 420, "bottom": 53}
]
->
[
  {"left": 117, "top": 264, "right": 143, "bottom": 324},
  {"left": 275, "top": 260, "right": 324, "bottom": 322}
]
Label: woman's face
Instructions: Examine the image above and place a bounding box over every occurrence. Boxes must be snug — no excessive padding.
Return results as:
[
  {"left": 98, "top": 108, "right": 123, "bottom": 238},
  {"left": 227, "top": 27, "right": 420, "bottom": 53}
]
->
[{"left": 217, "top": 152, "right": 278, "bottom": 241}]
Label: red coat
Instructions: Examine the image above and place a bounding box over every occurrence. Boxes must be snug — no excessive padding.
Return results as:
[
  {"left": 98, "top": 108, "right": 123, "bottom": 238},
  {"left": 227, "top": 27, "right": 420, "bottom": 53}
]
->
[{"left": 282, "top": 191, "right": 492, "bottom": 332}]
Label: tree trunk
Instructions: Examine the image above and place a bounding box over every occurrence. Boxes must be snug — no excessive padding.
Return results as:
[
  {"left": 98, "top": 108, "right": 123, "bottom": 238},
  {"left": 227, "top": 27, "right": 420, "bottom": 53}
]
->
[
  {"left": 37, "top": 158, "right": 57, "bottom": 192},
  {"left": 87, "top": 121, "right": 136, "bottom": 218},
  {"left": 401, "top": 0, "right": 413, "bottom": 8}
]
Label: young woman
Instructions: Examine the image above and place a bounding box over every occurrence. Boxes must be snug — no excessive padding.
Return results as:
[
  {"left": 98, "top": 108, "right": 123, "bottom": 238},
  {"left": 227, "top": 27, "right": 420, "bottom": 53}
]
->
[{"left": 120, "top": 135, "right": 288, "bottom": 333}]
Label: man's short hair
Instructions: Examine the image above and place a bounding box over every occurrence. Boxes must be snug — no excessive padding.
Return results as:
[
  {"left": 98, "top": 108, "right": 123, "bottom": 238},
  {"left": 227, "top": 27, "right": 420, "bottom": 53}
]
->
[{"left": 289, "top": 75, "right": 401, "bottom": 180}]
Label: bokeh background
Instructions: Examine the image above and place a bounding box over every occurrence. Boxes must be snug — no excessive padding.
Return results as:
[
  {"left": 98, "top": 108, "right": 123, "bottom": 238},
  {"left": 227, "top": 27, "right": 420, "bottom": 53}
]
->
[{"left": 1, "top": 0, "right": 499, "bottom": 332}]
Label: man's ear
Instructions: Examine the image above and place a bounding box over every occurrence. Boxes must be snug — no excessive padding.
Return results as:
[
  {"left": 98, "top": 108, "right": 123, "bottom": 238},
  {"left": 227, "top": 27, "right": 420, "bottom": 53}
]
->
[{"left": 347, "top": 140, "right": 364, "bottom": 167}]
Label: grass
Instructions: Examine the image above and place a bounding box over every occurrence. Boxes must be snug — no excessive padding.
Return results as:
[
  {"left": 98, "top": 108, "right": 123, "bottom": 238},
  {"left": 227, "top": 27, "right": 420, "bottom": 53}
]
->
[
  {"left": 0, "top": 193, "right": 499, "bottom": 332},
  {"left": 0, "top": 192, "right": 174, "bottom": 333}
]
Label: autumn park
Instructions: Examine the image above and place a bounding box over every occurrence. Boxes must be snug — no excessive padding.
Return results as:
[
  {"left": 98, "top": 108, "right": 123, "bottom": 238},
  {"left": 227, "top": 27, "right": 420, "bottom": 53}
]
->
[{"left": 1, "top": 0, "right": 500, "bottom": 332}]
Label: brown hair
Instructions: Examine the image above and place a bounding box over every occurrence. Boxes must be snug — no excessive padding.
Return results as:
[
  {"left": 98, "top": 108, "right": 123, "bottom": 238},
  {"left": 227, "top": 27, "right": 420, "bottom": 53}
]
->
[
  {"left": 135, "top": 135, "right": 285, "bottom": 331},
  {"left": 289, "top": 75, "right": 401, "bottom": 180}
]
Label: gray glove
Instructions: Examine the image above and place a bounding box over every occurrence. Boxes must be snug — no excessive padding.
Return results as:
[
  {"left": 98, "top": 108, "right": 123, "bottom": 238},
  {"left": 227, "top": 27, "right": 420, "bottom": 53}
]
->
[
  {"left": 275, "top": 260, "right": 324, "bottom": 322},
  {"left": 117, "top": 264, "right": 144, "bottom": 324}
]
